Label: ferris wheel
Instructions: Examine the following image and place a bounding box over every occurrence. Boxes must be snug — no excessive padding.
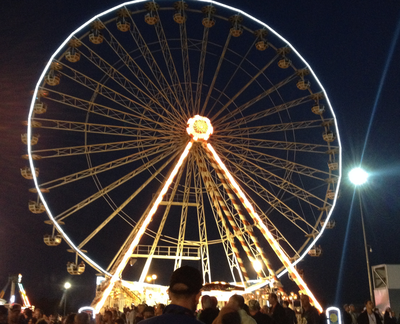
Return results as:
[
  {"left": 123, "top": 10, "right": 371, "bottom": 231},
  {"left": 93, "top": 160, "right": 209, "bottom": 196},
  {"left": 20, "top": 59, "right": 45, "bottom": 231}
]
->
[{"left": 24, "top": 0, "right": 341, "bottom": 310}]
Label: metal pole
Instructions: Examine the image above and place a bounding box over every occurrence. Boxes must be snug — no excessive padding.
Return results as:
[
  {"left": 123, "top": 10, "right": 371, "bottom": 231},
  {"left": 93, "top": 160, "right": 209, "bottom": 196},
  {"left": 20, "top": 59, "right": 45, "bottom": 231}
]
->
[
  {"left": 359, "top": 190, "right": 374, "bottom": 303},
  {"left": 64, "top": 290, "right": 67, "bottom": 316}
]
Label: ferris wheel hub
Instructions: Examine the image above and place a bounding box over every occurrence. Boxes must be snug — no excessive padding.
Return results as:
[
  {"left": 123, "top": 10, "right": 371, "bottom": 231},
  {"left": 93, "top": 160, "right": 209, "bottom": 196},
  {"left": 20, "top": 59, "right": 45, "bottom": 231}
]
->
[{"left": 186, "top": 115, "right": 213, "bottom": 141}]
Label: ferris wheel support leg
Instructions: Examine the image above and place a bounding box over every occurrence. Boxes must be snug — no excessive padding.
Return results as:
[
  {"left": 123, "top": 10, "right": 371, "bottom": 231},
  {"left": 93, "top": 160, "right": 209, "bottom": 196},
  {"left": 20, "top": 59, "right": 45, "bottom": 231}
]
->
[
  {"left": 205, "top": 143, "right": 323, "bottom": 313},
  {"left": 174, "top": 156, "right": 194, "bottom": 270},
  {"left": 139, "top": 155, "right": 188, "bottom": 283},
  {"left": 193, "top": 152, "right": 212, "bottom": 283},
  {"left": 91, "top": 141, "right": 193, "bottom": 313},
  {"left": 196, "top": 150, "right": 250, "bottom": 283},
  {"left": 204, "top": 144, "right": 274, "bottom": 280}
]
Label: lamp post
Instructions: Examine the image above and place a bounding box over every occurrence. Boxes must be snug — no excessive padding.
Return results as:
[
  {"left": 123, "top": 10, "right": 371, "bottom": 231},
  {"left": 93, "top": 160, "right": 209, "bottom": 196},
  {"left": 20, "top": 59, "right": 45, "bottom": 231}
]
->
[
  {"left": 64, "top": 282, "right": 71, "bottom": 316},
  {"left": 349, "top": 167, "right": 374, "bottom": 303}
]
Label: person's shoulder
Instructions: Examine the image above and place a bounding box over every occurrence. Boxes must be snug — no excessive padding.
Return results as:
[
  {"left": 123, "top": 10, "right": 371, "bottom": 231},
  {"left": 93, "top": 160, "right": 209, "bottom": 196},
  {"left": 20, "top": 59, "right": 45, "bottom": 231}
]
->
[
  {"left": 241, "top": 311, "right": 257, "bottom": 324},
  {"left": 142, "top": 314, "right": 202, "bottom": 324}
]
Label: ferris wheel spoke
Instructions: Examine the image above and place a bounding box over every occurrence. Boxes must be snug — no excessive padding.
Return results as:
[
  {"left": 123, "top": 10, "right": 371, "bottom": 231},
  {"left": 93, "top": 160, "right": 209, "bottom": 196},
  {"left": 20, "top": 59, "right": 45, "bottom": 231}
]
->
[
  {"left": 213, "top": 72, "right": 298, "bottom": 125},
  {"left": 202, "top": 33, "right": 232, "bottom": 116},
  {"left": 213, "top": 141, "right": 334, "bottom": 181},
  {"left": 52, "top": 63, "right": 178, "bottom": 128},
  {"left": 214, "top": 145, "right": 327, "bottom": 207},
  {"left": 39, "top": 142, "right": 179, "bottom": 191},
  {"left": 31, "top": 117, "right": 177, "bottom": 138},
  {"left": 41, "top": 86, "right": 174, "bottom": 131},
  {"left": 211, "top": 53, "right": 280, "bottom": 121},
  {"left": 206, "top": 38, "right": 257, "bottom": 116},
  {"left": 179, "top": 16, "right": 194, "bottom": 114},
  {"left": 218, "top": 93, "right": 321, "bottom": 130},
  {"left": 151, "top": 10, "right": 190, "bottom": 118},
  {"left": 219, "top": 156, "right": 320, "bottom": 235},
  {"left": 71, "top": 43, "right": 182, "bottom": 127},
  {"left": 215, "top": 136, "right": 337, "bottom": 154},
  {"left": 54, "top": 147, "right": 182, "bottom": 222},
  {"left": 31, "top": 138, "right": 174, "bottom": 158},
  {"left": 244, "top": 194, "right": 300, "bottom": 259},
  {"left": 217, "top": 119, "right": 334, "bottom": 137},
  {"left": 78, "top": 149, "right": 186, "bottom": 253},
  {"left": 196, "top": 27, "right": 209, "bottom": 115},
  {"left": 98, "top": 18, "right": 188, "bottom": 122},
  {"left": 124, "top": 8, "right": 188, "bottom": 120}
]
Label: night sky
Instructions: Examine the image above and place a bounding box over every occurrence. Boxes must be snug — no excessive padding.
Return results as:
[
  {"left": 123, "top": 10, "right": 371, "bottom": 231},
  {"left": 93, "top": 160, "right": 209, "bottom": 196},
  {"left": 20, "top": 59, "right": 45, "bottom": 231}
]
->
[{"left": 1, "top": 0, "right": 400, "bottom": 315}]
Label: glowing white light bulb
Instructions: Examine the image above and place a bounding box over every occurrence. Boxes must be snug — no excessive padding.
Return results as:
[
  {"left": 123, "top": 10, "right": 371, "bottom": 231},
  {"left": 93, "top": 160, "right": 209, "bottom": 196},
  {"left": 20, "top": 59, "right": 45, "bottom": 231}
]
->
[{"left": 349, "top": 167, "right": 368, "bottom": 186}]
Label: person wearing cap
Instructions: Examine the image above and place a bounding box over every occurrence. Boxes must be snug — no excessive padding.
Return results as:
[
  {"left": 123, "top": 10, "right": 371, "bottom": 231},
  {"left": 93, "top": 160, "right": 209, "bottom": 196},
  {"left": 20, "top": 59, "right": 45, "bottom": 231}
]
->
[
  {"left": 227, "top": 295, "right": 256, "bottom": 324},
  {"left": 141, "top": 265, "right": 203, "bottom": 324},
  {"left": 248, "top": 300, "right": 271, "bottom": 324}
]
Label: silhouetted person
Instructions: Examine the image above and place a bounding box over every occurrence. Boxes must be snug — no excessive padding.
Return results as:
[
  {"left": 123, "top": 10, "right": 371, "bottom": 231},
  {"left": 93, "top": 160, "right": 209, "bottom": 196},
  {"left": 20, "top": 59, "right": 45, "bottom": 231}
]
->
[
  {"left": 269, "top": 293, "right": 286, "bottom": 324},
  {"left": 249, "top": 300, "right": 271, "bottom": 324},
  {"left": 357, "top": 301, "right": 382, "bottom": 324},
  {"left": 300, "top": 295, "right": 319, "bottom": 324},
  {"left": 227, "top": 294, "right": 256, "bottom": 324},
  {"left": 343, "top": 305, "right": 353, "bottom": 324},
  {"left": 75, "top": 313, "right": 90, "bottom": 324},
  {"left": 282, "top": 301, "right": 296, "bottom": 324},
  {"left": 8, "top": 304, "right": 24, "bottom": 324},
  {"left": 141, "top": 265, "right": 203, "bottom": 324},
  {"left": 199, "top": 295, "right": 219, "bottom": 324}
]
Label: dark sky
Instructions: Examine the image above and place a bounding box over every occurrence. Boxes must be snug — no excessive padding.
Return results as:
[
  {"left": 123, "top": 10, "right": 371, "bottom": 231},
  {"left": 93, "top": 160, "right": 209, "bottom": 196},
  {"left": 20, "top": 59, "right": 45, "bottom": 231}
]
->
[{"left": 1, "top": 0, "right": 400, "bottom": 315}]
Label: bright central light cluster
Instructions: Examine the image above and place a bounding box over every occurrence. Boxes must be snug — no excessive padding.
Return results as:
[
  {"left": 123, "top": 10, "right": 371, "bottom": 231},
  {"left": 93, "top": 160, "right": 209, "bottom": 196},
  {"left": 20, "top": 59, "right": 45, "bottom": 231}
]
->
[{"left": 187, "top": 115, "right": 213, "bottom": 141}]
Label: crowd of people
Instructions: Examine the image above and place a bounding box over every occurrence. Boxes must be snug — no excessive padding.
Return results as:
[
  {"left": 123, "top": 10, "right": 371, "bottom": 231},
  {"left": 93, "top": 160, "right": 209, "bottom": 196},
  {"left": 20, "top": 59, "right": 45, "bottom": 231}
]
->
[
  {"left": 343, "top": 302, "right": 399, "bottom": 324},
  {"left": 2, "top": 266, "right": 400, "bottom": 324}
]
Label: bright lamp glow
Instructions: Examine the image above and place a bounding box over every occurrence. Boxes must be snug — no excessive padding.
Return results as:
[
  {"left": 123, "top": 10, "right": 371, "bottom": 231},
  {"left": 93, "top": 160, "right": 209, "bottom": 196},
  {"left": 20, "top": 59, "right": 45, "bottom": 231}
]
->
[
  {"left": 152, "top": 274, "right": 157, "bottom": 280},
  {"left": 349, "top": 167, "right": 368, "bottom": 185},
  {"left": 64, "top": 282, "right": 71, "bottom": 290},
  {"left": 252, "top": 260, "right": 263, "bottom": 272}
]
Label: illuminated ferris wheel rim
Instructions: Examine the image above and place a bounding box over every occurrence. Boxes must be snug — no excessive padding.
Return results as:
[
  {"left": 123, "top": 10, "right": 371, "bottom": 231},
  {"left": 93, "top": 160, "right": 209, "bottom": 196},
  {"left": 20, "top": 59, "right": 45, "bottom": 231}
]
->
[{"left": 26, "top": 0, "right": 342, "bottom": 282}]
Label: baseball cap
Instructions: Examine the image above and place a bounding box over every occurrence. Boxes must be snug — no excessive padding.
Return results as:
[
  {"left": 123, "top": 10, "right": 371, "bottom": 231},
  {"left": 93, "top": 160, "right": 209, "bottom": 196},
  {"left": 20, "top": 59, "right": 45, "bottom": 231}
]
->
[{"left": 169, "top": 266, "right": 203, "bottom": 295}]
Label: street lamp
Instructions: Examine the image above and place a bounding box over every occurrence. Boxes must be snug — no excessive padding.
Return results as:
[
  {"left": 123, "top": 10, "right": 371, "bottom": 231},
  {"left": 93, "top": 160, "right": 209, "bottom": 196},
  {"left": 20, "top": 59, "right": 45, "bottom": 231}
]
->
[
  {"left": 64, "top": 282, "right": 71, "bottom": 316},
  {"left": 349, "top": 167, "right": 373, "bottom": 303}
]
